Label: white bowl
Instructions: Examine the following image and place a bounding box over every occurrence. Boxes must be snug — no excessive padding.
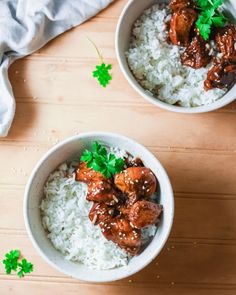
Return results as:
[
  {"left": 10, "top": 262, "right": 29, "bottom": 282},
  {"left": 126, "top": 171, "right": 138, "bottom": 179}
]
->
[
  {"left": 115, "top": 0, "right": 236, "bottom": 113},
  {"left": 24, "top": 132, "right": 174, "bottom": 282}
]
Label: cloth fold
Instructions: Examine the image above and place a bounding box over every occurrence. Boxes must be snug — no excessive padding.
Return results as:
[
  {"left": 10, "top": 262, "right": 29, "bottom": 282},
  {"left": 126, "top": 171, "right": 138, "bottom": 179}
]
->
[{"left": 0, "top": 0, "right": 112, "bottom": 137}]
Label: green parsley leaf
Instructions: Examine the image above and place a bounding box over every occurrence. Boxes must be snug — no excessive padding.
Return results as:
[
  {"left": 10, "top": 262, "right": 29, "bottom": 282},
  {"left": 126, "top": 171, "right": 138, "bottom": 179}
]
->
[
  {"left": 93, "top": 63, "right": 112, "bottom": 87},
  {"left": 87, "top": 37, "right": 112, "bottom": 88},
  {"left": 80, "top": 141, "right": 125, "bottom": 178},
  {"left": 212, "top": 0, "right": 224, "bottom": 9},
  {"left": 196, "top": 18, "right": 212, "bottom": 40},
  {"left": 2, "top": 250, "right": 33, "bottom": 278},
  {"left": 2, "top": 250, "right": 20, "bottom": 274},
  {"left": 195, "top": 0, "right": 227, "bottom": 40},
  {"left": 212, "top": 15, "right": 226, "bottom": 27},
  {"left": 17, "top": 259, "right": 33, "bottom": 278},
  {"left": 80, "top": 150, "right": 93, "bottom": 163},
  {"left": 197, "top": 0, "right": 211, "bottom": 9}
]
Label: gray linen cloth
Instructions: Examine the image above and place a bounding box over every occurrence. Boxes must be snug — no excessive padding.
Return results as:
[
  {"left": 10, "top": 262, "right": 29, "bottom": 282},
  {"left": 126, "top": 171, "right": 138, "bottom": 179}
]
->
[{"left": 0, "top": 0, "right": 112, "bottom": 137}]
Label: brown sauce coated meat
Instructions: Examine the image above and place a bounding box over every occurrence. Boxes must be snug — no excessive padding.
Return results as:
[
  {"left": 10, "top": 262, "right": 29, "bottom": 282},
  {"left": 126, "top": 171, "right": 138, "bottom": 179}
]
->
[
  {"left": 181, "top": 33, "right": 211, "bottom": 69},
  {"left": 170, "top": 0, "right": 193, "bottom": 12},
  {"left": 89, "top": 203, "right": 114, "bottom": 225},
  {"left": 77, "top": 159, "right": 160, "bottom": 255},
  {"left": 114, "top": 167, "right": 157, "bottom": 204},
  {"left": 100, "top": 217, "right": 141, "bottom": 255},
  {"left": 76, "top": 162, "right": 105, "bottom": 183},
  {"left": 129, "top": 200, "right": 162, "bottom": 229},
  {"left": 169, "top": 8, "right": 197, "bottom": 46},
  {"left": 204, "top": 61, "right": 236, "bottom": 91},
  {"left": 215, "top": 25, "right": 236, "bottom": 59},
  {"left": 86, "top": 180, "right": 118, "bottom": 204}
]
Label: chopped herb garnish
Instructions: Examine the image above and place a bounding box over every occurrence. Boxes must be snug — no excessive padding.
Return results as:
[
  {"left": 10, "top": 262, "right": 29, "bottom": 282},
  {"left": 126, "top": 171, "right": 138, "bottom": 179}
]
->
[
  {"left": 81, "top": 141, "right": 125, "bottom": 178},
  {"left": 195, "top": 0, "right": 227, "bottom": 40},
  {"left": 2, "top": 250, "right": 20, "bottom": 274},
  {"left": 17, "top": 259, "right": 33, "bottom": 278},
  {"left": 93, "top": 63, "right": 112, "bottom": 87},
  {"left": 2, "top": 249, "right": 33, "bottom": 278},
  {"left": 87, "top": 37, "right": 112, "bottom": 87}
]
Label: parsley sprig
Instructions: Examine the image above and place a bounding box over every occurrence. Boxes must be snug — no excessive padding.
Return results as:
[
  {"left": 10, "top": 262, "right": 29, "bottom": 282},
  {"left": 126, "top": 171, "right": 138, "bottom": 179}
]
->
[
  {"left": 80, "top": 141, "right": 125, "bottom": 178},
  {"left": 17, "top": 259, "right": 33, "bottom": 278},
  {"left": 195, "top": 0, "right": 227, "bottom": 40},
  {"left": 87, "top": 38, "right": 112, "bottom": 87},
  {"left": 2, "top": 249, "right": 20, "bottom": 274},
  {"left": 2, "top": 249, "right": 33, "bottom": 278},
  {"left": 93, "top": 63, "right": 112, "bottom": 87}
]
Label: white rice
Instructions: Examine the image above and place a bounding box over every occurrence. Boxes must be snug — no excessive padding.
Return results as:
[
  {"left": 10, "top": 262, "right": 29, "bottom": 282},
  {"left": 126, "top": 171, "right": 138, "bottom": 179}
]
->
[
  {"left": 40, "top": 149, "right": 158, "bottom": 270},
  {"left": 126, "top": 5, "right": 226, "bottom": 107}
]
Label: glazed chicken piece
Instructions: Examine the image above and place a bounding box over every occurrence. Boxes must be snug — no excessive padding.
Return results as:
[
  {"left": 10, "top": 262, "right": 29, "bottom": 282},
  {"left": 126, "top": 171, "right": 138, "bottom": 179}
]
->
[
  {"left": 114, "top": 167, "right": 157, "bottom": 204},
  {"left": 169, "top": 8, "right": 198, "bottom": 46},
  {"left": 86, "top": 180, "right": 119, "bottom": 204},
  {"left": 100, "top": 217, "right": 141, "bottom": 255},
  {"left": 181, "top": 33, "right": 211, "bottom": 69},
  {"left": 89, "top": 203, "right": 114, "bottom": 225},
  {"left": 128, "top": 200, "right": 162, "bottom": 229},
  {"left": 76, "top": 161, "right": 105, "bottom": 183},
  {"left": 204, "top": 61, "right": 236, "bottom": 90},
  {"left": 215, "top": 25, "right": 236, "bottom": 59},
  {"left": 170, "top": 0, "right": 193, "bottom": 12}
]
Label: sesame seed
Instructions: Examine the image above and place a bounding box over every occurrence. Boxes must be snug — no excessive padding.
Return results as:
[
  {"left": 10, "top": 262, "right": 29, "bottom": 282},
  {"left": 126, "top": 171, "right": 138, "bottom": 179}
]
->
[
  {"left": 113, "top": 195, "right": 119, "bottom": 203},
  {"left": 92, "top": 214, "right": 98, "bottom": 224}
]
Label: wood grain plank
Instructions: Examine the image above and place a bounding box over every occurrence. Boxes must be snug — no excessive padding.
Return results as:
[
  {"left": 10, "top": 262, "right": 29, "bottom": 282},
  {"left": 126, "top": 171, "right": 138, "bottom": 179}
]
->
[
  {"left": 0, "top": 280, "right": 235, "bottom": 295},
  {"left": 0, "top": 234, "right": 236, "bottom": 286},
  {"left": 2, "top": 101, "right": 236, "bottom": 152}
]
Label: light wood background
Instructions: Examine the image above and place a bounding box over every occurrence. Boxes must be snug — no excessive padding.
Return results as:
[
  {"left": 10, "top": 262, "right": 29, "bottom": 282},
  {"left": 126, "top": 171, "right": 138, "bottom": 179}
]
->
[{"left": 0, "top": 0, "right": 236, "bottom": 294}]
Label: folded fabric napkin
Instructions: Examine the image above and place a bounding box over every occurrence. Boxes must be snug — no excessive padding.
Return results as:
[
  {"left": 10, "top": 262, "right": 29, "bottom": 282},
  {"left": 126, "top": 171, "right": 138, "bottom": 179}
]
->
[{"left": 0, "top": 0, "right": 112, "bottom": 137}]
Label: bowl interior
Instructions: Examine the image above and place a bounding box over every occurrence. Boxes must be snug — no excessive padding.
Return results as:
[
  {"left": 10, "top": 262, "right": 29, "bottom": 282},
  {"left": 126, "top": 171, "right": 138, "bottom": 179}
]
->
[
  {"left": 116, "top": 0, "right": 236, "bottom": 113},
  {"left": 24, "top": 133, "right": 174, "bottom": 282}
]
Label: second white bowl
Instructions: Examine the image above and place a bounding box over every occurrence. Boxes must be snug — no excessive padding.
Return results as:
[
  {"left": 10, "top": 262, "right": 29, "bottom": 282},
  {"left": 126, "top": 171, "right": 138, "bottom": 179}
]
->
[{"left": 115, "top": 0, "right": 236, "bottom": 113}]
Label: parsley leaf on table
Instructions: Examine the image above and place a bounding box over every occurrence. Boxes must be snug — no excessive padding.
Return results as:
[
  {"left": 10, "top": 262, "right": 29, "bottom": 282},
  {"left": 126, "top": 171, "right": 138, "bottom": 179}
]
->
[
  {"left": 17, "top": 259, "right": 33, "bottom": 278},
  {"left": 87, "top": 37, "right": 112, "bottom": 88},
  {"left": 195, "top": 0, "right": 227, "bottom": 40},
  {"left": 2, "top": 250, "right": 20, "bottom": 274},
  {"left": 93, "top": 63, "right": 112, "bottom": 87},
  {"left": 80, "top": 141, "right": 125, "bottom": 178},
  {"left": 2, "top": 249, "right": 33, "bottom": 278}
]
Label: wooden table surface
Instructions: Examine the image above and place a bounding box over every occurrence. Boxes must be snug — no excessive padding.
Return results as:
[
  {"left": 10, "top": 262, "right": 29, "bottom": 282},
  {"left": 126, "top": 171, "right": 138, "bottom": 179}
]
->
[{"left": 0, "top": 0, "right": 236, "bottom": 294}]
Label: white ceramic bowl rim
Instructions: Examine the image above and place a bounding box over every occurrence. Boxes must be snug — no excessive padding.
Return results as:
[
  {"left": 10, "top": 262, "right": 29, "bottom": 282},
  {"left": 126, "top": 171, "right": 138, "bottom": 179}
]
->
[
  {"left": 115, "top": 0, "right": 236, "bottom": 114},
  {"left": 24, "top": 132, "right": 174, "bottom": 282}
]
